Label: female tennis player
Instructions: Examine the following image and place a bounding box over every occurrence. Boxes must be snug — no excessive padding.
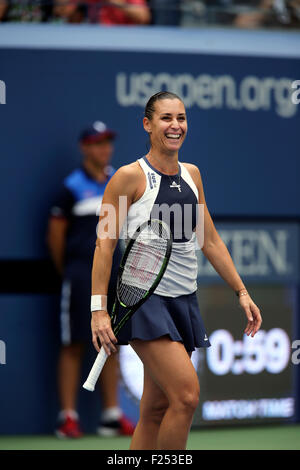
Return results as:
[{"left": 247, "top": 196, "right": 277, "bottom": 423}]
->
[{"left": 90, "top": 91, "right": 262, "bottom": 450}]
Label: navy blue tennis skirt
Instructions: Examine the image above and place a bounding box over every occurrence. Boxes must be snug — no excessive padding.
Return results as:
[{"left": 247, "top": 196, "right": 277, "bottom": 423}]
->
[{"left": 115, "top": 292, "right": 211, "bottom": 353}]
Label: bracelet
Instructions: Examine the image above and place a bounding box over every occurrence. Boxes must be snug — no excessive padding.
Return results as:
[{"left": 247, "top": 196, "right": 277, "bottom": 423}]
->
[
  {"left": 91, "top": 295, "right": 107, "bottom": 312},
  {"left": 235, "top": 288, "right": 248, "bottom": 298}
]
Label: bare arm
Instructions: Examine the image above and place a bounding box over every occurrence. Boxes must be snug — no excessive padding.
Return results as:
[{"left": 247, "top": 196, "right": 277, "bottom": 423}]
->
[
  {"left": 233, "top": 0, "right": 273, "bottom": 28},
  {"left": 185, "top": 163, "right": 262, "bottom": 337},
  {"left": 46, "top": 217, "right": 69, "bottom": 276},
  {"left": 109, "top": 0, "right": 151, "bottom": 24},
  {"left": 91, "top": 163, "right": 143, "bottom": 355},
  {"left": 0, "top": 1, "right": 8, "bottom": 21}
]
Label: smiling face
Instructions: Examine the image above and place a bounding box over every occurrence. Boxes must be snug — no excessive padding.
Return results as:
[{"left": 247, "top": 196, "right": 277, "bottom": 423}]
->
[{"left": 143, "top": 98, "right": 187, "bottom": 155}]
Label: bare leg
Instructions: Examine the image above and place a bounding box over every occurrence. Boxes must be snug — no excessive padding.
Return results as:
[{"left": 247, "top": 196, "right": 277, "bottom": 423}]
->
[
  {"left": 129, "top": 336, "right": 199, "bottom": 450},
  {"left": 130, "top": 364, "right": 169, "bottom": 450},
  {"left": 58, "top": 343, "right": 84, "bottom": 411}
]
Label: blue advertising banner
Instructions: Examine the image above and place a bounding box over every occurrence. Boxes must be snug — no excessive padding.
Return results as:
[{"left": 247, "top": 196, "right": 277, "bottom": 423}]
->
[{"left": 0, "top": 26, "right": 300, "bottom": 259}]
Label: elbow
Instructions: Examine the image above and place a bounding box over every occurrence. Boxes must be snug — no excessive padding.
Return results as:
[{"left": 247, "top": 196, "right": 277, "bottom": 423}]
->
[
  {"left": 201, "top": 238, "right": 220, "bottom": 257},
  {"left": 201, "top": 244, "right": 211, "bottom": 258},
  {"left": 95, "top": 237, "right": 116, "bottom": 256}
]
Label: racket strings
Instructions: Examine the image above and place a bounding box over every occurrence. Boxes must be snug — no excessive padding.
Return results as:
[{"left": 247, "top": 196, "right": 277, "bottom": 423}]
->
[
  {"left": 118, "top": 283, "right": 147, "bottom": 307},
  {"left": 118, "top": 221, "right": 170, "bottom": 306}
]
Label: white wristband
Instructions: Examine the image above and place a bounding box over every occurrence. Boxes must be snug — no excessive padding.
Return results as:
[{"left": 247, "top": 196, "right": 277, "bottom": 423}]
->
[{"left": 91, "top": 295, "right": 107, "bottom": 312}]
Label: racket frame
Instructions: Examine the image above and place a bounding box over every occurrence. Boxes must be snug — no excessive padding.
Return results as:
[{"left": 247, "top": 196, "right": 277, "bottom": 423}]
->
[
  {"left": 110, "top": 218, "right": 172, "bottom": 333},
  {"left": 83, "top": 218, "right": 172, "bottom": 392}
]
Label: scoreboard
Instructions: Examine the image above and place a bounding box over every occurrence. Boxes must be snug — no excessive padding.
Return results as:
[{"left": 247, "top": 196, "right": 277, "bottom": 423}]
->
[{"left": 192, "top": 284, "right": 296, "bottom": 426}]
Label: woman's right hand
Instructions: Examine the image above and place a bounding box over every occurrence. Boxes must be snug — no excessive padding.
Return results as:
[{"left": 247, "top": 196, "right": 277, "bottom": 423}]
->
[{"left": 91, "top": 311, "right": 118, "bottom": 356}]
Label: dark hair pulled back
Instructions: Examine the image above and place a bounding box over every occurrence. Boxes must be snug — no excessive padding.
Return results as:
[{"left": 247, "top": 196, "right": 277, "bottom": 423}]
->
[{"left": 144, "top": 91, "right": 183, "bottom": 121}]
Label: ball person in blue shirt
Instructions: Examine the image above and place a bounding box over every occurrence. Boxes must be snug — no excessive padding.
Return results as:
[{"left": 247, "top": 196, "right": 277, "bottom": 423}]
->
[{"left": 47, "top": 121, "right": 135, "bottom": 438}]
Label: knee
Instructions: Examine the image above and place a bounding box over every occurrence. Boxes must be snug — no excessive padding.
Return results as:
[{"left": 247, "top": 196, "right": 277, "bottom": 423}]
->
[
  {"left": 173, "top": 386, "right": 200, "bottom": 413},
  {"left": 182, "top": 390, "right": 200, "bottom": 412},
  {"left": 140, "top": 399, "right": 169, "bottom": 425}
]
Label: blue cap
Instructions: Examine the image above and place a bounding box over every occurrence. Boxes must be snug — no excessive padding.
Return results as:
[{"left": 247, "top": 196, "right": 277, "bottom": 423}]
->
[{"left": 79, "top": 121, "right": 116, "bottom": 144}]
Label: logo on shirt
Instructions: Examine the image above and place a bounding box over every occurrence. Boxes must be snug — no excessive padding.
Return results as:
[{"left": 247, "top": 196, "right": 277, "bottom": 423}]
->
[
  {"left": 147, "top": 172, "right": 157, "bottom": 189},
  {"left": 169, "top": 181, "right": 181, "bottom": 192}
]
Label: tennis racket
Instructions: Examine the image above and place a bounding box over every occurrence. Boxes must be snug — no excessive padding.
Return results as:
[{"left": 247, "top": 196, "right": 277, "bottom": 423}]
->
[{"left": 83, "top": 218, "right": 172, "bottom": 392}]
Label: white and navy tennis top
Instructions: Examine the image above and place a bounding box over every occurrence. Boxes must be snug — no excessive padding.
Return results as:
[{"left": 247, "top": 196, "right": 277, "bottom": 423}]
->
[{"left": 124, "top": 156, "right": 199, "bottom": 298}]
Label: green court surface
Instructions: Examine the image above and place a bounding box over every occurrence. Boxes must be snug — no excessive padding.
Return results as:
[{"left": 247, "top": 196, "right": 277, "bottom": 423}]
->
[{"left": 0, "top": 425, "right": 299, "bottom": 450}]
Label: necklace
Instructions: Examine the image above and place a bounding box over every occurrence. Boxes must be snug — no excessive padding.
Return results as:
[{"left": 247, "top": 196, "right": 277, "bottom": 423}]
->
[
  {"left": 147, "top": 154, "right": 181, "bottom": 192},
  {"left": 167, "top": 168, "right": 181, "bottom": 192}
]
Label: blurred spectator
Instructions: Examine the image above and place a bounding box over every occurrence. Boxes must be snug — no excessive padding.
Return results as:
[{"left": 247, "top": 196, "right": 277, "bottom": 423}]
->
[
  {"left": 150, "top": 0, "right": 181, "bottom": 25},
  {"left": 87, "top": 0, "right": 151, "bottom": 25},
  {"left": 47, "top": 121, "right": 135, "bottom": 438},
  {"left": 200, "top": 0, "right": 300, "bottom": 27},
  {"left": 52, "top": 0, "right": 87, "bottom": 23},
  {"left": 200, "top": 0, "right": 259, "bottom": 25},
  {"left": 234, "top": 0, "right": 300, "bottom": 28},
  {"left": 0, "top": 0, "right": 298, "bottom": 27},
  {"left": 233, "top": 0, "right": 273, "bottom": 27},
  {"left": 0, "top": 0, "right": 51, "bottom": 21},
  {"left": 0, "top": 1, "right": 8, "bottom": 21}
]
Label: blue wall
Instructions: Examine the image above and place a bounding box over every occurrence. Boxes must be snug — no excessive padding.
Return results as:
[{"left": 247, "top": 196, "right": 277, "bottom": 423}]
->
[
  {"left": 0, "top": 26, "right": 299, "bottom": 259},
  {"left": 0, "top": 295, "right": 60, "bottom": 433}
]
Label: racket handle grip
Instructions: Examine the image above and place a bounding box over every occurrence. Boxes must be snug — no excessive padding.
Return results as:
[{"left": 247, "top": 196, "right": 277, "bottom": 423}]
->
[{"left": 83, "top": 347, "right": 108, "bottom": 392}]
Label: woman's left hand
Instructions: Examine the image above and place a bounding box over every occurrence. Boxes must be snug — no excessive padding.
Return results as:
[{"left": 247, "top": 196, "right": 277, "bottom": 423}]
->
[{"left": 239, "top": 294, "right": 262, "bottom": 338}]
